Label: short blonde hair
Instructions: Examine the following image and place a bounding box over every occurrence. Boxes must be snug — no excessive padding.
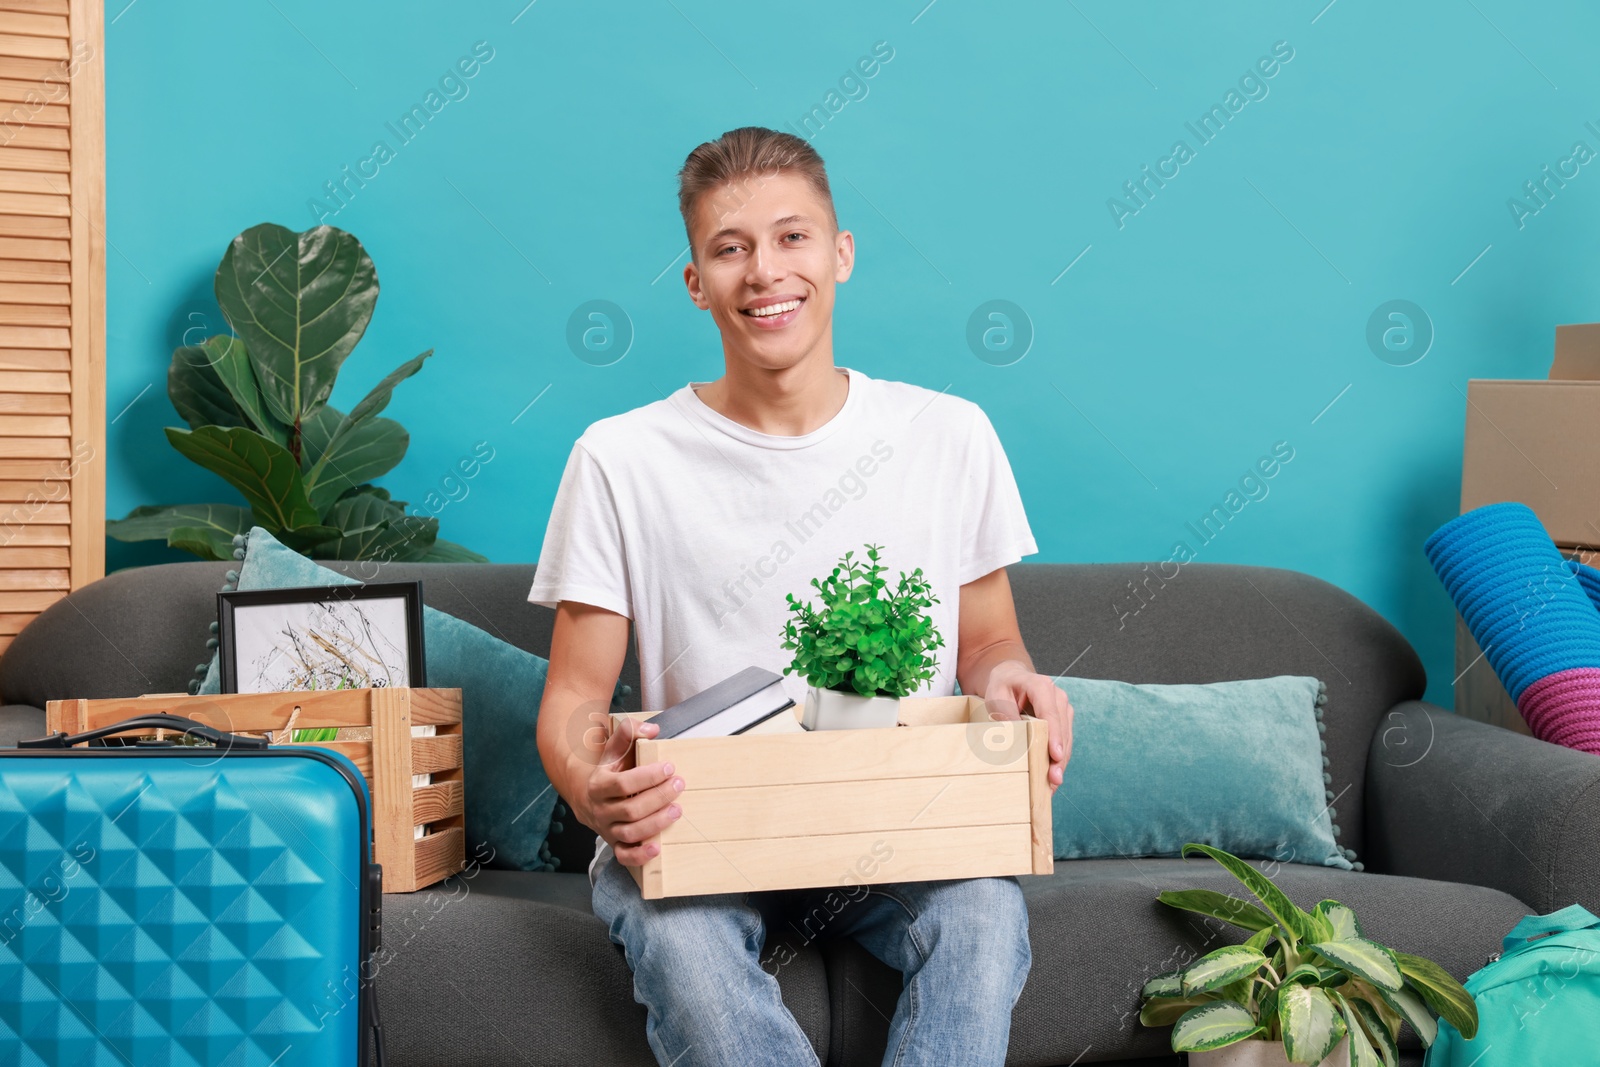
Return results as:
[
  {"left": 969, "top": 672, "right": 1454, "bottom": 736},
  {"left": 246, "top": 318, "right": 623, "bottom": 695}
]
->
[{"left": 677, "top": 126, "right": 837, "bottom": 257}]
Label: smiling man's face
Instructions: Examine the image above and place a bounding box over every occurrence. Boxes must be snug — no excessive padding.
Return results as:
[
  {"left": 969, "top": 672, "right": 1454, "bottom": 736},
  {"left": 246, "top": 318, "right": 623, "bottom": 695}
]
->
[{"left": 684, "top": 170, "right": 854, "bottom": 373}]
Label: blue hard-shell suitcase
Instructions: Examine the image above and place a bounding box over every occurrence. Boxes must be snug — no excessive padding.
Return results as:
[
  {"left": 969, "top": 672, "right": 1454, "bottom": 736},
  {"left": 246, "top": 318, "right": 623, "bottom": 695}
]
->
[{"left": 0, "top": 714, "right": 385, "bottom": 1066}]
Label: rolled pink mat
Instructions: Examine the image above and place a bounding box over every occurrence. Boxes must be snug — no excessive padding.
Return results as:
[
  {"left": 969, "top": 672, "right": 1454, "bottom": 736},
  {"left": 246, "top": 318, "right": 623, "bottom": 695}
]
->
[{"left": 1518, "top": 667, "right": 1600, "bottom": 754}]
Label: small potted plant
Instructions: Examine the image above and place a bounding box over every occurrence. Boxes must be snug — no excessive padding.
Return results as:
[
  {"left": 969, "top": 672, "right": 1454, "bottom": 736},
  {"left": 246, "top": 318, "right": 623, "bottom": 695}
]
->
[
  {"left": 779, "top": 543, "right": 945, "bottom": 730},
  {"left": 1138, "top": 843, "right": 1478, "bottom": 1067}
]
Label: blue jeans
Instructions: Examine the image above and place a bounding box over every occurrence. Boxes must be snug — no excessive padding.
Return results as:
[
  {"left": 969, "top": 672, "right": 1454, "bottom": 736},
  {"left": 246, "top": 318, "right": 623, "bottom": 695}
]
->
[{"left": 592, "top": 855, "right": 1032, "bottom": 1067}]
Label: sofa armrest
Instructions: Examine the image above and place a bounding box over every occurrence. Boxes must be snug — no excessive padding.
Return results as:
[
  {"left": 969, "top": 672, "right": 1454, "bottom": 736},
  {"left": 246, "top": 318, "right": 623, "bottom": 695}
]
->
[{"left": 1366, "top": 700, "right": 1600, "bottom": 914}]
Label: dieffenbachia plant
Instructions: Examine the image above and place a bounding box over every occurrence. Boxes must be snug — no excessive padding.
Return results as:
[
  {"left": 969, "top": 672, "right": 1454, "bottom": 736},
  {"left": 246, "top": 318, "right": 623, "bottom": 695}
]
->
[{"left": 1138, "top": 843, "right": 1478, "bottom": 1065}]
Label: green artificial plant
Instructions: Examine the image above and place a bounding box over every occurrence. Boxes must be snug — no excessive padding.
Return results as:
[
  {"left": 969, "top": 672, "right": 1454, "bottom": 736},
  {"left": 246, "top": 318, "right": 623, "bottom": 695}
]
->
[
  {"left": 780, "top": 543, "right": 945, "bottom": 698},
  {"left": 107, "top": 222, "right": 485, "bottom": 564},
  {"left": 1139, "top": 843, "right": 1478, "bottom": 1065}
]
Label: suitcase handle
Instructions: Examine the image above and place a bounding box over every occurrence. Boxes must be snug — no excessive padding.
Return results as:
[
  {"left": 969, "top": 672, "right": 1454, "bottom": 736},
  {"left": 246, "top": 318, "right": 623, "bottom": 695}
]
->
[{"left": 19, "top": 713, "right": 271, "bottom": 750}]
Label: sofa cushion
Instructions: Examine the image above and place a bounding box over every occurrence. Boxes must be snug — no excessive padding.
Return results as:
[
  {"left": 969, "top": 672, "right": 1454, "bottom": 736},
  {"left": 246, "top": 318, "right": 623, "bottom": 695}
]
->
[
  {"left": 374, "top": 869, "right": 831, "bottom": 1066},
  {"left": 1051, "top": 674, "right": 1357, "bottom": 870},
  {"left": 821, "top": 859, "right": 1528, "bottom": 1067}
]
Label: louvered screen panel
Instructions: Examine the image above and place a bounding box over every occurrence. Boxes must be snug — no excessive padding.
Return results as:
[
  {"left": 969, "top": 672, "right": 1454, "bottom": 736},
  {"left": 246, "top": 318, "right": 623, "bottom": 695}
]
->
[{"left": 0, "top": 0, "right": 104, "bottom": 655}]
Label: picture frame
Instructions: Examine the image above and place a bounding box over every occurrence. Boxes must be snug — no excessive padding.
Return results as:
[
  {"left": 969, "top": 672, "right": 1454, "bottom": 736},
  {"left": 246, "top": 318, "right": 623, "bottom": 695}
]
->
[{"left": 217, "top": 581, "right": 427, "bottom": 695}]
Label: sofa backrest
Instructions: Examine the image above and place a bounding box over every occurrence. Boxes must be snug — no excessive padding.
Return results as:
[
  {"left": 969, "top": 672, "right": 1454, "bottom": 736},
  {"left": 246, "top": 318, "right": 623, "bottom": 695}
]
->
[{"left": 0, "top": 559, "right": 1423, "bottom": 861}]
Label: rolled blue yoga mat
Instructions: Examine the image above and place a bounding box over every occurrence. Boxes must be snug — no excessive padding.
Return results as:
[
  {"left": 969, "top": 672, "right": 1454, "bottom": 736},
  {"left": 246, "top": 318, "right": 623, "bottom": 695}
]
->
[{"left": 1423, "top": 502, "right": 1600, "bottom": 703}]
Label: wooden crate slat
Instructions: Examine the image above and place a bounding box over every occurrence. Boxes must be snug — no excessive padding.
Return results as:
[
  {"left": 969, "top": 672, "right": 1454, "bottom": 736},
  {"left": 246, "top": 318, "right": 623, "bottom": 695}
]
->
[
  {"left": 0, "top": 125, "right": 69, "bottom": 152},
  {"left": 412, "top": 827, "right": 466, "bottom": 889},
  {"left": 0, "top": 280, "right": 67, "bottom": 303},
  {"left": 0, "top": 304, "right": 69, "bottom": 327},
  {"left": 644, "top": 823, "right": 1034, "bottom": 898},
  {"left": 302, "top": 739, "right": 372, "bottom": 778},
  {"left": 411, "top": 733, "right": 463, "bottom": 776},
  {"left": 0, "top": 193, "right": 67, "bottom": 218},
  {"left": 0, "top": 146, "right": 67, "bottom": 173},
  {"left": 0, "top": 9, "right": 66, "bottom": 34},
  {"left": 0, "top": 32, "right": 68, "bottom": 60},
  {"left": 370, "top": 687, "right": 417, "bottom": 893},
  {"left": 0, "top": 566, "right": 67, "bottom": 588},
  {"left": 1025, "top": 718, "right": 1052, "bottom": 874},
  {"left": 0, "top": 370, "right": 67, "bottom": 390},
  {"left": 0, "top": 587, "right": 60, "bottom": 610},
  {"left": 635, "top": 720, "right": 1029, "bottom": 789},
  {"left": 0, "top": 169, "right": 64, "bottom": 195},
  {"left": 411, "top": 779, "right": 463, "bottom": 825},
  {"left": 0, "top": 347, "right": 66, "bottom": 369},
  {"left": 661, "top": 772, "right": 1028, "bottom": 844},
  {"left": 410, "top": 687, "right": 464, "bottom": 725},
  {"left": 0, "top": 258, "right": 67, "bottom": 283},
  {"left": 0, "top": 439, "right": 69, "bottom": 459}
]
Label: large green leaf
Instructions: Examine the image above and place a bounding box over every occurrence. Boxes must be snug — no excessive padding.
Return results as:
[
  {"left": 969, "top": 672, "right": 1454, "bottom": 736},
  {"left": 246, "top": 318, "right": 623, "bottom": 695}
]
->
[
  {"left": 1140, "top": 994, "right": 1215, "bottom": 1027},
  {"left": 168, "top": 334, "right": 287, "bottom": 445},
  {"left": 1278, "top": 984, "right": 1346, "bottom": 1065},
  {"left": 302, "top": 416, "right": 408, "bottom": 512},
  {"left": 1158, "top": 889, "right": 1276, "bottom": 933},
  {"left": 1180, "top": 843, "right": 1318, "bottom": 944},
  {"left": 1313, "top": 900, "right": 1362, "bottom": 942},
  {"left": 1309, "top": 939, "right": 1403, "bottom": 993},
  {"left": 1170, "top": 1001, "right": 1264, "bottom": 1053},
  {"left": 1283, "top": 963, "right": 1344, "bottom": 988},
  {"left": 107, "top": 503, "right": 250, "bottom": 546},
  {"left": 1332, "top": 992, "right": 1384, "bottom": 1067},
  {"left": 1393, "top": 951, "right": 1477, "bottom": 1041},
  {"left": 1365, "top": 979, "right": 1436, "bottom": 1046},
  {"left": 215, "top": 222, "right": 378, "bottom": 425},
  {"left": 298, "top": 402, "right": 345, "bottom": 471},
  {"left": 1182, "top": 945, "right": 1270, "bottom": 996},
  {"left": 1141, "top": 971, "right": 1183, "bottom": 1000},
  {"left": 317, "top": 489, "right": 438, "bottom": 562},
  {"left": 164, "top": 426, "right": 321, "bottom": 534},
  {"left": 301, "top": 351, "right": 430, "bottom": 509},
  {"left": 1346, "top": 993, "right": 1399, "bottom": 1067},
  {"left": 420, "top": 537, "right": 488, "bottom": 563}
]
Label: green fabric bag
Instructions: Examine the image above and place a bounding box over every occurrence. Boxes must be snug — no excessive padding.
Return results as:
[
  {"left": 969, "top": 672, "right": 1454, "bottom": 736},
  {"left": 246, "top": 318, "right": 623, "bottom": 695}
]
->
[{"left": 1425, "top": 903, "right": 1600, "bottom": 1065}]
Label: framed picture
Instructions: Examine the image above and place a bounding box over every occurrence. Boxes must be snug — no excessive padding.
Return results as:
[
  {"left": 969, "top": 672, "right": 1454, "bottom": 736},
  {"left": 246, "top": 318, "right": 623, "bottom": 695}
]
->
[{"left": 217, "top": 581, "right": 427, "bottom": 694}]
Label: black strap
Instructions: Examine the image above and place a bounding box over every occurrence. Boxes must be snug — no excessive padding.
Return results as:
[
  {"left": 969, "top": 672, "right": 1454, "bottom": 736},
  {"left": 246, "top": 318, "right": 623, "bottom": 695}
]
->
[{"left": 18, "top": 714, "right": 270, "bottom": 750}]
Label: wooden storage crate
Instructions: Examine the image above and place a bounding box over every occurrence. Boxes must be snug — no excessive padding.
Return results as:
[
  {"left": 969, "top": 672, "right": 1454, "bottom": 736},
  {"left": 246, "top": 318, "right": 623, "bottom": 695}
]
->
[
  {"left": 45, "top": 688, "right": 465, "bottom": 893},
  {"left": 611, "top": 694, "right": 1053, "bottom": 899}
]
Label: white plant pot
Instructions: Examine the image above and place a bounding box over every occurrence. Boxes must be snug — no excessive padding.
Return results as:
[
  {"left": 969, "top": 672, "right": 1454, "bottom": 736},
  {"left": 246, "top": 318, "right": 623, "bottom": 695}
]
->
[
  {"left": 1191, "top": 1036, "right": 1349, "bottom": 1067},
  {"left": 802, "top": 686, "right": 901, "bottom": 731}
]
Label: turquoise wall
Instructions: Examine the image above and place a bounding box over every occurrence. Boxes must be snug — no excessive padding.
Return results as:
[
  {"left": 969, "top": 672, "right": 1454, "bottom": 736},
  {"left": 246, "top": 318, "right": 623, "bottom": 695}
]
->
[{"left": 105, "top": 1, "right": 1600, "bottom": 710}]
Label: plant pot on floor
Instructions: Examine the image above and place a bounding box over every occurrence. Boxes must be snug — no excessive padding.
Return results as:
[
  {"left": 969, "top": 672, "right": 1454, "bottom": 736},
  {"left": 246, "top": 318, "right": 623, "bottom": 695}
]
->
[
  {"left": 1191, "top": 1036, "right": 1349, "bottom": 1067},
  {"left": 802, "top": 686, "right": 900, "bottom": 731}
]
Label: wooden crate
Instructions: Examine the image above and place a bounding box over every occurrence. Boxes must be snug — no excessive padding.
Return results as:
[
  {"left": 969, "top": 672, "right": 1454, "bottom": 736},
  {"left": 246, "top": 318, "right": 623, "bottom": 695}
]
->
[
  {"left": 611, "top": 694, "right": 1052, "bottom": 899},
  {"left": 45, "top": 688, "right": 465, "bottom": 893}
]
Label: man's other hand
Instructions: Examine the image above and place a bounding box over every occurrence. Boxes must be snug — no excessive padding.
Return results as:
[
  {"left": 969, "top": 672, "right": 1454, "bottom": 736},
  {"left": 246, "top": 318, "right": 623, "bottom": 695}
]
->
[
  {"left": 587, "top": 715, "right": 686, "bottom": 866},
  {"left": 982, "top": 659, "right": 1073, "bottom": 793}
]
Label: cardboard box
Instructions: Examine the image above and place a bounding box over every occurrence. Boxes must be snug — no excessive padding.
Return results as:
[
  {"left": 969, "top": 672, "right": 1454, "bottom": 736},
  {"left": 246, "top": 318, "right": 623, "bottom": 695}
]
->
[
  {"left": 46, "top": 688, "right": 466, "bottom": 893},
  {"left": 611, "top": 695, "right": 1053, "bottom": 899},
  {"left": 1455, "top": 323, "right": 1600, "bottom": 727}
]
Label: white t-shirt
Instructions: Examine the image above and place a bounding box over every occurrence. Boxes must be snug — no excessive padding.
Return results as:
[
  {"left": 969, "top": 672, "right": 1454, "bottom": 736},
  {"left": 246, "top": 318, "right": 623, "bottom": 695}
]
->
[{"left": 527, "top": 364, "right": 1038, "bottom": 882}]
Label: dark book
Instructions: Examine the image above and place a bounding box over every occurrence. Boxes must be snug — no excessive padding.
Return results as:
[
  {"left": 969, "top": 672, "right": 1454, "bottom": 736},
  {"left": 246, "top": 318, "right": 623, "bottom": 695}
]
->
[{"left": 646, "top": 665, "right": 798, "bottom": 740}]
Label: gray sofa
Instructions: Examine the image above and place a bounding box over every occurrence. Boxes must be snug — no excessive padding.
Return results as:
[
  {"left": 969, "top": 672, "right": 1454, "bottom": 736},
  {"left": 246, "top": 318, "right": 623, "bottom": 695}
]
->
[{"left": 4, "top": 558, "right": 1597, "bottom": 1066}]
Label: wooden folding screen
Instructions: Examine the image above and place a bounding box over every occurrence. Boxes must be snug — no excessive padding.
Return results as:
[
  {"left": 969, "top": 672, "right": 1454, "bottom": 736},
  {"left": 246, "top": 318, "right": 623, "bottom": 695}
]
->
[{"left": 0, "top": 0, "right": 105, "bottom": 654}]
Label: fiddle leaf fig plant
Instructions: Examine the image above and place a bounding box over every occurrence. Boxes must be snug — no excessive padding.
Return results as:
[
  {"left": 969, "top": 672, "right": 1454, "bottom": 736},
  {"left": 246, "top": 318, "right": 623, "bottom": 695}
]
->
[
  {"left": 779, "top": 543, "right": 945, "bottom": 698},
  {"left": 1139, "top": 843, "right": 1478, "bottom": 1065},
  {"left": 108, "top": 222, "right": 485, "bottom": 564}
]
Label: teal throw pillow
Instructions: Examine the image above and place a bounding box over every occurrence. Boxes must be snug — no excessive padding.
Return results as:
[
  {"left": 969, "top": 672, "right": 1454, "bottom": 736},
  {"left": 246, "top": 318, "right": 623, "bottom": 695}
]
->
[
  {"left": 1050, "top": 674, "right": 1357, "bottom": 871},
  {"left": 193, "top": 526, "right": 602, "bottom": 873}
]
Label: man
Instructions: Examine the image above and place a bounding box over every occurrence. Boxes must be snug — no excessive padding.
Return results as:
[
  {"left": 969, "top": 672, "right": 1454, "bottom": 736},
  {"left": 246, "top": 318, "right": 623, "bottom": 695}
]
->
[{"left": 531, "top": 126, "right": 1073, "bottom": 1066}]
